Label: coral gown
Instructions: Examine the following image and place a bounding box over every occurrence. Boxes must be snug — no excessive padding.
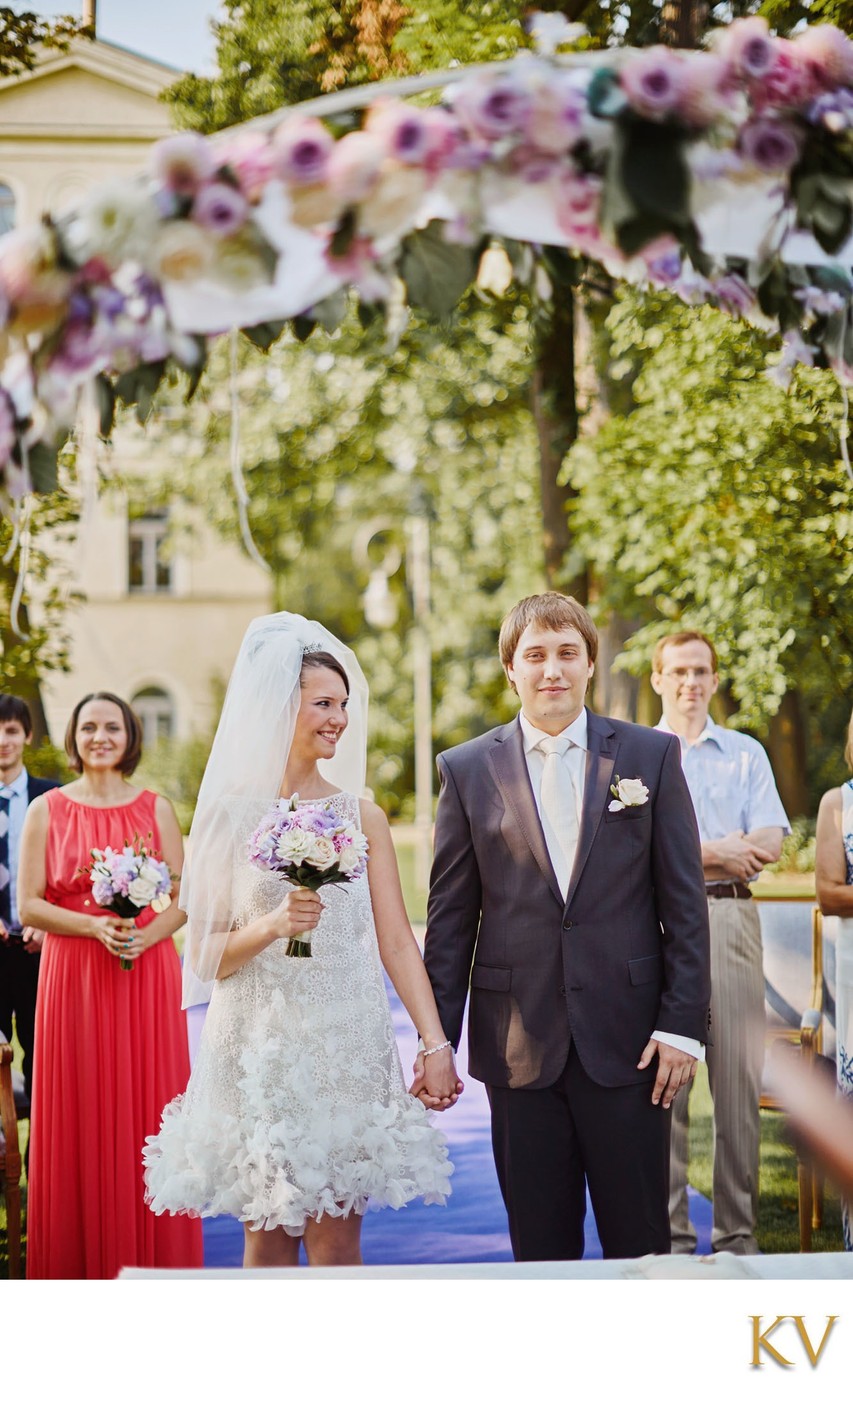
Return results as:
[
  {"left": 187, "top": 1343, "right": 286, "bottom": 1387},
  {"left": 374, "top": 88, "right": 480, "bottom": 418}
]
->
[{"left": 26, "top": 788, "right": 203, "bottom": 1278}]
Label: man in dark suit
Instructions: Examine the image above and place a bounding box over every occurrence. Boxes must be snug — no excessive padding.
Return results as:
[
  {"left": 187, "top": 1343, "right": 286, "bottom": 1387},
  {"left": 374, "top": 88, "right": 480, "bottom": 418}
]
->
[
  {"left": 422, "top": 594, "right": 711, "bottom": 1261},
  {"left": 0, "top": 694, "right": 57, "bottom": 1105}
]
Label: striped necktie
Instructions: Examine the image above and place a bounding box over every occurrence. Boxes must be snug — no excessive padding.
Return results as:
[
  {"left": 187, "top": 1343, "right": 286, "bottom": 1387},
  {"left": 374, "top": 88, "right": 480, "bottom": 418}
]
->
[{"left": 0, "top": 793, "right": 11, "bottom": 927}]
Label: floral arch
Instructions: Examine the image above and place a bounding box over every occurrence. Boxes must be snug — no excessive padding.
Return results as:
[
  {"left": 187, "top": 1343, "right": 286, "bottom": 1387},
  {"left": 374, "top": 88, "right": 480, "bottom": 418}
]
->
[{"left": 0, "top": 14, "right": 852, "bottom": 529}]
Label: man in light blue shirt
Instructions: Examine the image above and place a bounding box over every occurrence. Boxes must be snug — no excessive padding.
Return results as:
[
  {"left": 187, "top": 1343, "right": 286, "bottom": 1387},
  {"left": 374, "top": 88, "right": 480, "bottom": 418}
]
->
[{"left": 652, "top": 631, "right": 789, "bottom": 1255}]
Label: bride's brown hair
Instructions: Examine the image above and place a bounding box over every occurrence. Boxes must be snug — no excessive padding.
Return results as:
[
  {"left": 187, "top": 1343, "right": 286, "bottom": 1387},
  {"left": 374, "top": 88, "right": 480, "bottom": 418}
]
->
[{"left": 300, "top": 650, "right": 350, "bottom": 696}]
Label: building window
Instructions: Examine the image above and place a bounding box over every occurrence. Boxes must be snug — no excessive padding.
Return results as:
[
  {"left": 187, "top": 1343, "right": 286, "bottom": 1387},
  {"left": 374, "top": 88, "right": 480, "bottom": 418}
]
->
[
  {"left": 131, "top": 687, "right": 175, "bottom": 746},
  {"left": 128, "top": 510, "right": 171, "bottom": 593},
  {"left": 0, "top": 183, "right": 16, "bottom": 236}
]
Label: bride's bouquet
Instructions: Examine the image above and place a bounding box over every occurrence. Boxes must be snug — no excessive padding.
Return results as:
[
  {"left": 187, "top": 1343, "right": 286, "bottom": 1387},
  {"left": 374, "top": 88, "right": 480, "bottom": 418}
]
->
[
  {"left": 80, "top": 835, "right": 173, "bottom": 970},
  {"left": 248, "top": 795, "right": 369, "bottom": 957}
]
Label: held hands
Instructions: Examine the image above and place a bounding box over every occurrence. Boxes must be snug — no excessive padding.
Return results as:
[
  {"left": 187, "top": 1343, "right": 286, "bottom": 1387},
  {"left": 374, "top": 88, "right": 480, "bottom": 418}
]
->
[
  {"left": 271, "top": 887, "right": 324, "bottom": 942},
  {"left": 638, "top": 1038, "right": 697, "bottom": 1109},
  {"left": 22, "top": 926, "right": 45, "bottom": 953},
  {"left": 409, "top": 1046, "right": 464, "bottom": 1112}
]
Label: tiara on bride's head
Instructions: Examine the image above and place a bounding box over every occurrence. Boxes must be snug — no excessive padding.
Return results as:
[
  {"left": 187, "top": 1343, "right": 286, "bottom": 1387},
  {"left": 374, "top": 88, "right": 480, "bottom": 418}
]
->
[{"left": 301, "top": 642, "right": 327, "bottom": 655}]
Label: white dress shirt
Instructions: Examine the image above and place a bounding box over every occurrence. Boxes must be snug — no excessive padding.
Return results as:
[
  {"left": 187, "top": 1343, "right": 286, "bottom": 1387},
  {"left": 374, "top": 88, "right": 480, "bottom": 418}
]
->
[
  {"left": 519, "top": 708, "right": 704, "bottom": 1063},
  {"left": 1, "top": 766, "right": 29, "bottom": 929}
]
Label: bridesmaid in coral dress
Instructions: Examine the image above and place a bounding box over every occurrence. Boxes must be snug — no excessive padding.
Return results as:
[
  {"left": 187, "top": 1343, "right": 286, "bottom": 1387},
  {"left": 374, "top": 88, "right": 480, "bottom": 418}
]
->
[{"left": 18, "top": 691, "right": 203, "bottom": 1278}]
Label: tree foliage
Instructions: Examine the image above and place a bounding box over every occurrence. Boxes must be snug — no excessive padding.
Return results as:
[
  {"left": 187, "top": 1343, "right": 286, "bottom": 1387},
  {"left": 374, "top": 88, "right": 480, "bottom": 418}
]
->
[
  {"left": 568, "top": 288, "right": 853, "bottom": 806},
  {"left": 0, "top": 7, "right": 91, "bottom": 76}
]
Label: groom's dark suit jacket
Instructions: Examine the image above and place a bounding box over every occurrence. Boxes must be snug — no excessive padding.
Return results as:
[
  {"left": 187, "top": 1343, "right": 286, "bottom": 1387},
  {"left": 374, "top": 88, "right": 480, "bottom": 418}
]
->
[{"left": 424, "top": 710, "right": 711, "bottom": 1091}]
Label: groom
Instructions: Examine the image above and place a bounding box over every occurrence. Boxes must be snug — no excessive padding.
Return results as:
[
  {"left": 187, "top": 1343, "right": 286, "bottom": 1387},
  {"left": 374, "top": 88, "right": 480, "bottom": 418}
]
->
[{"left": 422, "top": 593, "right": 711, "bottom": 1260}]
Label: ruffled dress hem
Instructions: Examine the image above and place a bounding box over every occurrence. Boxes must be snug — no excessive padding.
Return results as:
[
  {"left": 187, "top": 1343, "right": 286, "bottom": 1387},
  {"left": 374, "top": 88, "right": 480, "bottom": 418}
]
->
[{"left": 143, "top": 1090, "right": 453, "bottom": 1235}]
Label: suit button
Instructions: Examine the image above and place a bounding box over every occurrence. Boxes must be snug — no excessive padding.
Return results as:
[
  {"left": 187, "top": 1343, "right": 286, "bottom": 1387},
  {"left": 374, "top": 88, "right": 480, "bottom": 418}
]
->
[
  {"left": 563, "top": 918, "right": 573, "bottom": 930},
  {"left": 559, "top": 985, "right": 567, "bottom": 997}
]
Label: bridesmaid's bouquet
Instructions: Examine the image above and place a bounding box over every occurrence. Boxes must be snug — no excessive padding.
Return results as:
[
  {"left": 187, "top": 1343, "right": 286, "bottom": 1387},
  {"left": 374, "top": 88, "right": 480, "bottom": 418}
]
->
[
  {"left": 248, "top": 795, "right": 369, "bottom": 957},
  {"left": 80, "top": 835, "right": 173, "bottom": 970}
]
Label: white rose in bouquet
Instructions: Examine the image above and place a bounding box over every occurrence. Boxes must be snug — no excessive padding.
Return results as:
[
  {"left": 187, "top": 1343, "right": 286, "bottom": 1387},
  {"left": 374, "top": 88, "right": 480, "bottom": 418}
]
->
[
  {"left": 128, "top": 873, "right": 161, "bottom": 906},
  {"left": 336, "top": 843, "right": 362, "bottom": 875},
  {"left": 307, "top": 835, "right": 337, "bottom": 871}
]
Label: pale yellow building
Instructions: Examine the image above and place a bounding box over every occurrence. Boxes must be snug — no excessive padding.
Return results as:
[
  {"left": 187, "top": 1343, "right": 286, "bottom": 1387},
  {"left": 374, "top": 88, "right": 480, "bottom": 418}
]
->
[{"left": 0, "top": 31, "right": 273, "bottom": 744}]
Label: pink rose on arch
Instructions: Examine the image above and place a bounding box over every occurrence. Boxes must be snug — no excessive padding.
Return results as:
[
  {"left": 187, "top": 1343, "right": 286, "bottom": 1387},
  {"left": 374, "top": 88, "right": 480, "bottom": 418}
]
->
[
  {"left": 273, "top": 114, "right": 335, "bottom": 187},
  {"left": 620, "top": 47, "right": 688, "bottom": 121},
  {"left": 420, "top": 108, "right": 462, "bottom": 176},
  {"left": 366, "top": 100, "right": 431, "bottom": 166},
  {"left": 151, "top": 133, "right": 217, "bottom": 197},
  {"left": 794, "top": 23, "right": 853, "bottom": 93},
  {"left": 555, "top": 170, "right": 602, "bottom": 240},
  {"left": 676, "top": 53, "right": 734, "bottom": 129},
  {"left": 326, "top": 130, "right": 384, "bottom": 204},
  {"left": 452, "top": 70, "right": 533, "bottom": 142},
  {"left": 752, "top": 47, "right": 816, "bottom": 112},
  {"left": 527, "top": 73, "right": 586, "bottom": 155},
  {"left": 192, "top": 181, "right": 249, "bottom": 238},
  {"left": 218, "top": 131, "right": 278, "bottom": 203}
]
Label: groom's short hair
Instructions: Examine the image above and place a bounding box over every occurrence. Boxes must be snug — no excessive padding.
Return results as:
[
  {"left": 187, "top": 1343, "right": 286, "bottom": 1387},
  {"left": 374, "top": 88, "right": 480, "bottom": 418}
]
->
[{"left": 499, "top": 593, "right": 598, "bottom": 670}]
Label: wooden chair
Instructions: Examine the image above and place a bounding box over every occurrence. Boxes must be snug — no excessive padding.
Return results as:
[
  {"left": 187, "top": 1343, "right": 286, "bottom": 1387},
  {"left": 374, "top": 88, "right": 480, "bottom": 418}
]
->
[
  {"left": 757, "top": 900, "right": 825, "bottom": 1251},
  {"left": 0, "top": 1030, "right": 23, "bottom": 1278}
]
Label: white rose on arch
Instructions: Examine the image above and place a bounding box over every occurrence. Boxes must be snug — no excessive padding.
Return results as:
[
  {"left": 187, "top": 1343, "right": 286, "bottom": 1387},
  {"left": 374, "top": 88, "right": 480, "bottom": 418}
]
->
[{"left": 608, "top": 776, "right": 649, "bottom": 812}]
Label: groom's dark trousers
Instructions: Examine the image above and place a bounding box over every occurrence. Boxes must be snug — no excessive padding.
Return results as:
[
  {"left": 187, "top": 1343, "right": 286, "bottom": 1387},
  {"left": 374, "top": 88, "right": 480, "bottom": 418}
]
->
[{"left": 424, "top": 711, "right": 710, "bottom": 1262}]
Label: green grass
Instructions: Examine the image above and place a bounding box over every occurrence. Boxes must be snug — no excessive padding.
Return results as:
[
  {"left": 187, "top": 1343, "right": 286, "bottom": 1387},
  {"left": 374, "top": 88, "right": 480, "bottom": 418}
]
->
[{"left": 686, "top": 1062, "right": 845, "bottom": 1255}]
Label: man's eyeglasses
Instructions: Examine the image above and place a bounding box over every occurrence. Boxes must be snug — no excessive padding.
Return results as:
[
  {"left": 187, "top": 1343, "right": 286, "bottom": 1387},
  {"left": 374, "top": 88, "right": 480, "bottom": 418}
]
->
[{"left": 660, "top": 667, "right": 714, "bottom": 680}]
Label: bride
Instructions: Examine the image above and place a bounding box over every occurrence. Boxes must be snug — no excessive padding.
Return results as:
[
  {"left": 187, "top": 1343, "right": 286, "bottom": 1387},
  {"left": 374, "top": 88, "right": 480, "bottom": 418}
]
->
[{"left": 143, "top": 613, "right": 461, "bottom": 1268}]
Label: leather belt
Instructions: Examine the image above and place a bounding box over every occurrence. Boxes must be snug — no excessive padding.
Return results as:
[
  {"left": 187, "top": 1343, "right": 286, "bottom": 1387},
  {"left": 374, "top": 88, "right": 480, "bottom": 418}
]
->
[{"left": 705, "top": 882, "right": 752, "bottom": 900}]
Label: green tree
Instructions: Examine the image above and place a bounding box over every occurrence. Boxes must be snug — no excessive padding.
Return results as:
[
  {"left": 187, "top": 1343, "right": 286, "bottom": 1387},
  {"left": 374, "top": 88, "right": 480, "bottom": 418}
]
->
[
  {"left": 0, "top": 7, "right": 91, "bottom": 76},
  {"left": 568, "top": 288, "right": 853, "bottom": 815}
]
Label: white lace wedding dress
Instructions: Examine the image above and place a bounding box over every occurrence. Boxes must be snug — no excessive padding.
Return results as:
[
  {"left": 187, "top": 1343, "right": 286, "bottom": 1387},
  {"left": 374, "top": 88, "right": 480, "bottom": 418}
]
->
[{"left": 143, "top": 793, "right": 453, "bottom": 1233}]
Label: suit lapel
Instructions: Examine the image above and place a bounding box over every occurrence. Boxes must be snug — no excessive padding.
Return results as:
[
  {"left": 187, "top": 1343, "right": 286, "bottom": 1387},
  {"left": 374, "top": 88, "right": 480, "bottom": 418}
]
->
[
  {"left": 566, "top": 712, "right": 618, "bottom": 908},
  {"left": 488, "top": 719, "right": 564, "bottom": 907}
]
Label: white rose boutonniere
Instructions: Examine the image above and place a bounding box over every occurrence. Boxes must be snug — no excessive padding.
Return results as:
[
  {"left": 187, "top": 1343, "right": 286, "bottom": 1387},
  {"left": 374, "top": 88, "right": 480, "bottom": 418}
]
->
[{"left": 608, "top": 775, "right": 649, "bottom": 812}]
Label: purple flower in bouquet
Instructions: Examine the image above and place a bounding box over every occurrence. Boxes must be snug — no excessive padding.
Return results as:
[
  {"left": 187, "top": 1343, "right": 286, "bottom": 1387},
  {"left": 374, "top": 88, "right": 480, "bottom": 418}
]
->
[
  {"left": 739, "top": 116, "right": 803, "bottom": 172},
  {"left": 80, "top": 836, "right": 173, "bottom": 970},
  {"left": 248, "top": 794, "right": 369, "bottom": 958}
]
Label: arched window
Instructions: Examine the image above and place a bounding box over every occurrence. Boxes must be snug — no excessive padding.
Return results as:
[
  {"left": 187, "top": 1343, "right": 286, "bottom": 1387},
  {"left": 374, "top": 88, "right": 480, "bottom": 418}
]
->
[
  {"left": 131, "top": 687, "right": 175, "bottom": 746},
  {"left": 0, "top": 183, "right": 16, "bottom": 236}
]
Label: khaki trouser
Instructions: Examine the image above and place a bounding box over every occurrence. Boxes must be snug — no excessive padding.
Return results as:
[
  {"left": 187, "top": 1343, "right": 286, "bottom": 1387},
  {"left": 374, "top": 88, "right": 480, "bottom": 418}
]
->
[{"left": 668, "top": 896, "right": 765, "bottom": 1255}]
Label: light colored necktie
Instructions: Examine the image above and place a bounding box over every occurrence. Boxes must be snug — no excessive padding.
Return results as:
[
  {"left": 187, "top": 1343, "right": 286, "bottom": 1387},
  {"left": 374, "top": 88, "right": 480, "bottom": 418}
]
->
[{"left": 537, "top": 736, "right": 579, "bottom": 899}]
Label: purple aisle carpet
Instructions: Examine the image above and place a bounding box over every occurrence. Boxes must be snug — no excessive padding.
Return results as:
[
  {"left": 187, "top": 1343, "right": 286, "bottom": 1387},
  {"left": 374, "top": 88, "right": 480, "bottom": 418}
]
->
[{"left": 188, "top": 988, "right": 712, "bottom": 1268}]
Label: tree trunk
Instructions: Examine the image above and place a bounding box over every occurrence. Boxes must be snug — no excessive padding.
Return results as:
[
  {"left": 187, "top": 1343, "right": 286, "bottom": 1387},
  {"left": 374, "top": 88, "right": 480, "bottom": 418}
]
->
[
  {"left": 767, "top": 688, "right": 810, "bottom": 820},
  {"left": 659, "top": 0, "right": 706, "bottom": 48},
  {"left": 530, "top": 256, "right": 586, "bottom": 600}
]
